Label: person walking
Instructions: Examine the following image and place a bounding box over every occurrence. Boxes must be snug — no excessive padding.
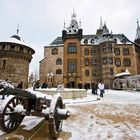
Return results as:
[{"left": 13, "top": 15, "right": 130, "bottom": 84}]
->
[
  {"left": 98, "top": 81, "right": 105, "bottom": 98},
  {"left": 91, "top": 82, "right": 96, "bottom": 95}
]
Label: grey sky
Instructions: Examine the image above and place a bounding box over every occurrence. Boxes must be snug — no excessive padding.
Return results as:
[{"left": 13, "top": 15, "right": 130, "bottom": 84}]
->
[{"left": 0, "top": 0, "right": 140, "bottom": 74}]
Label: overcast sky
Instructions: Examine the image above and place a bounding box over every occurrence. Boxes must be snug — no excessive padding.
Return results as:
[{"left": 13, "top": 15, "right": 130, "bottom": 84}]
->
[{"left": 0, "top": 0, "right": 140, "bottom": 75}]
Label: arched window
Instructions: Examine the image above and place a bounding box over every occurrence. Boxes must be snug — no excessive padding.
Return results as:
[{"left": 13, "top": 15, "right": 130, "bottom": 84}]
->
[
  {"left": 56, "top": 69, "right": 62, "bottom": 75},
  {"left": 56, "top": 58, "right": 62, "bottom": 65},
  {"left": 52, "top": 48, "right": 58, "bottom": 55},
  {"left": 85, "top": 70, "right": 89, "bottom": 76}
]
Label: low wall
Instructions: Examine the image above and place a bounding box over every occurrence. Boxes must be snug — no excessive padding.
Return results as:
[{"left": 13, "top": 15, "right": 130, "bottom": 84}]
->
[{"left": 36, "top": 88, "right": 87, "bottom": 99}]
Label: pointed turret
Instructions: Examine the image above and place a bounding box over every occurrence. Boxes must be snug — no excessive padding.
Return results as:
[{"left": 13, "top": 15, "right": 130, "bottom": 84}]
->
[
  {"left": 134, "top": 19, "right": 140, "bottom": 45},
  {"left": 99, "top": 17, "right": 103, "bottom": 29},
  {"left": 96, "top": 17, "right": 104, "bottom": 36},
  {"left": 102, "top": 22, "right": 109, "bottom": 35},
  {"left": 66, "top": 9, "right": 79, "bottom": 34},
  {"left": 62, "top": 10, "right": 82, "bottom": 41}
]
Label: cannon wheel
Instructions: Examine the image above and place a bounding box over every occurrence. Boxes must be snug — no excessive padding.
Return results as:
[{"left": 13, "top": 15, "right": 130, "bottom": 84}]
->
[
  {"left": 48, "top": 95, "right": 64, "bottom": 139},
  {"left": 0, "top": 96, "right": 26, "bottom": 133}
]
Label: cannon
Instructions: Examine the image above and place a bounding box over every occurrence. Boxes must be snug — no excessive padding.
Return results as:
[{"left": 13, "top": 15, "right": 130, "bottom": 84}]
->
[{"left": 0, "top": 80, "right": 70, "bottom": 139}]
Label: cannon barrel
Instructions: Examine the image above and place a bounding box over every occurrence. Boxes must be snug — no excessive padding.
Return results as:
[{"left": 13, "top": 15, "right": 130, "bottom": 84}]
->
[{"left": 0, "top": 80, "right": 70, "bottom": 139}]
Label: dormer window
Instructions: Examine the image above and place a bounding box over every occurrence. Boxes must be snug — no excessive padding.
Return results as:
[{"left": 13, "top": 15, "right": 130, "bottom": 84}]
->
[
  {"left": 90, "top": 39, "right": 94, "bottom": 44},
  {"left": 84, "top": 39, "right": 88, "bottom": 45}
]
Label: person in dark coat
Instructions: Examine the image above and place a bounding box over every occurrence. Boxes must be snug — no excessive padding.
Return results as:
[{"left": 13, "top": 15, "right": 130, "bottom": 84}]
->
[
  {"left": 91, "top": 82, "right": 96, "bottom": 95},
  {"left": 78, "top": 82, "right": 82, "bottom": 89},
  {"left": 33, "top": 80, "right": 40, "bottom": 90},
  {"left": 17, "top": 81, "right": 23, "bottom": 89},
  {"left": 41, "top": 82, "right": 48, "bottom": 88},
  {"left": 84, "top": 82, "right": 88, "bottom": 91}
]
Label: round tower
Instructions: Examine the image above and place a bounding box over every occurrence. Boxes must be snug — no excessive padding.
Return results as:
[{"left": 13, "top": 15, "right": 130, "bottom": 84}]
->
[{"left": 0, "top": 31, "right": 35, "bottom": 88}]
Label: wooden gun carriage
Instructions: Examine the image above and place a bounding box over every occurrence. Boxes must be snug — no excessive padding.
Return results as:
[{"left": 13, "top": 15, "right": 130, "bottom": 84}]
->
[{"left": 0, "top": 80, "right": 70, "bottom": 139}]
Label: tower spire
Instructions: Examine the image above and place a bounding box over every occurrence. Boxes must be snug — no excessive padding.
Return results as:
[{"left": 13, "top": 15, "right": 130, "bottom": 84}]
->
[
  {"left": 63, "top": 21, "right": 66, "bottom": 30},
  {"left": 71, "top": 6, "right": 76, "bottom": 19},
  {"left": 99, "top": 17, "right": 103, "bottom": 29},
  {"left": 135, "top": 19, "right": 140, "bottom": 40}
]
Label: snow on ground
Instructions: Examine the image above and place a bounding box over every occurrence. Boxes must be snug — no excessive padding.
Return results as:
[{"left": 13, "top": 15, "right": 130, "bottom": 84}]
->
[
  {"left": 0, "top": 89, "right": 140, "bottom": 139},
  {"left": 62, "top": 90, "right": 140, "bottom": 140}
]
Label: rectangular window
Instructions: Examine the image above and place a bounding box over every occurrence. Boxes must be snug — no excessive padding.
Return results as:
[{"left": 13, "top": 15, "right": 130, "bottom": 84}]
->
[
  {"left": 84, "top": 48, "right": 89, "bottom": 55},
  {"left": 114, "top": 48, "right": 120, "bottom": 55},
  {"left": 84, "top": 59, "right": 89, "bottom": 66},
  {"left": 91, "top": 49, "right": 96, "bottom": 55},
  {"left": 123, "top": 59, "right": 131, "bottom": 66},
  {"left": 68, "top": 43, "right": 77, "bottom": 53},
  {"left": 123, "top": 48, "right": 129, "bottom": 55},
  {"left": 91, "top": 59, "right": 95, "bottom": 65},
  {"left": 115, "top": 59, "right": 121, "bottom": 66},
  {"left": 68, "top": 60, "right": 77, "bottom": 72},
  {"left": 102, "top": 57, "right": 107, "bottom": 64},
  {"left": 107, "top": 57, "right": 113, "bottom": 64}
]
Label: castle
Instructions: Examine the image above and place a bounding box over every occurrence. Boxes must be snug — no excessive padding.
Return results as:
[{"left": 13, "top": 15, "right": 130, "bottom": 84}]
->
[{"left": 39, "top": 12, "right": 140, "bottom": 89}]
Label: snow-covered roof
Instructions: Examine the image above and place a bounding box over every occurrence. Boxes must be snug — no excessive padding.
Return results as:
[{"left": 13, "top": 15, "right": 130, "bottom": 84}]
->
[
  {"left": 0, "top": 34, "right": 35, "bottom": 53},
  {"left": 115, "top": 68, "right": 131, "bottom": 77},
  {"left": 47, "top": 33, "right": 132, "bottom": 47},
  {"left": 0, "top": 35, "right": 28, "bottom": 46}
]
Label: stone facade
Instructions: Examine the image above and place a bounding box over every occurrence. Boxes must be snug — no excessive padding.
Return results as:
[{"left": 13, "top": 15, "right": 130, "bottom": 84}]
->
[
  {"left": 39, "top": 14, "right": 140, "bottom": 89},
  {"left": 39, "top": 45, "right": 63, "bottom": 87},
  {"left": 0, "top": 34, "right": 35, "bottom": 88}
]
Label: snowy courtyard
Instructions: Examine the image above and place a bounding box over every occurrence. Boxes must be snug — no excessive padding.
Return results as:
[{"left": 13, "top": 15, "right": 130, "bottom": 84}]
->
[{"left": 0, "top": 89, "right": 140, "bottom": 140}]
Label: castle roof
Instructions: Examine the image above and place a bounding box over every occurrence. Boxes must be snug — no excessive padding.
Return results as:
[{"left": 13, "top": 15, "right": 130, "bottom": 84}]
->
[{"left": 46, "top": 33, "right": 132, "bottom": 47}]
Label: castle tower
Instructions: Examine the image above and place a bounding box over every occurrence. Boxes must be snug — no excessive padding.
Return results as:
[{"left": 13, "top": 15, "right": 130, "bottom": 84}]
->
[
  {"left": 62, "top": 10, "right": 83, "bottom": 88},
  {"left": 0, "top": 29, "right": 35, "bottom": 88},
  {"left": 98, "top": 22, "right": 116, "bottom": 88}
]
